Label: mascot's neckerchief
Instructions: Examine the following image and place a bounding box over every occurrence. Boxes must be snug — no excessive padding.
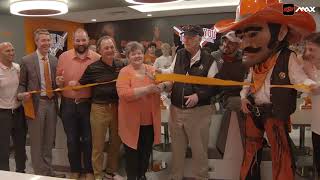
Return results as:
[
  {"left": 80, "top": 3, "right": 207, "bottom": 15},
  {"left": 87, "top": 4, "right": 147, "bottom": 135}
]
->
[{"left": 251, "top": 51, "right": 278, "bottom": 93}]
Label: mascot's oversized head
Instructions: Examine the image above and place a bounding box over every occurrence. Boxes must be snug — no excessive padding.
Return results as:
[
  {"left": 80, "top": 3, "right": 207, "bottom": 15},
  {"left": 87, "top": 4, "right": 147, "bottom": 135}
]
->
[{"left": 214, "top": 0, "right": 316, "bottom": 67}]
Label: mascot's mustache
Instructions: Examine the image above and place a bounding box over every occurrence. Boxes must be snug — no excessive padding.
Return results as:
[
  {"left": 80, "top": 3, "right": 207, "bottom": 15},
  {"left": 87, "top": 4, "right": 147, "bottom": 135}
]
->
[
  {"left": 242, "top": 47, "right": 263, "bottom": 68},
  {"left": 243, "top": 47, "right": 261, "bottom": 54}
]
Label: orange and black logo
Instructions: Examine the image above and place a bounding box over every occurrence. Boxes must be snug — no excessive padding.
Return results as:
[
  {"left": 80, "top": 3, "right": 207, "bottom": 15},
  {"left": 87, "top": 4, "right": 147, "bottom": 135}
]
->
[{"left": 283, "top": 4, "right": 295, "bottom": 15}]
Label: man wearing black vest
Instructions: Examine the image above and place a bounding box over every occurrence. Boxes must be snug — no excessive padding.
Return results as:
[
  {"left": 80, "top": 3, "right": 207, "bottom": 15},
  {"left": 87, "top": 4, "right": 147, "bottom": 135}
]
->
[
  {"left": 214, "top": 0, "right": 319, "bottom": 179},
  {"left": 160, "top": 25, "right": 218, "bottom": 180},
  {"left": 212, "top": 31, "right": 247, "bottom": 179}
]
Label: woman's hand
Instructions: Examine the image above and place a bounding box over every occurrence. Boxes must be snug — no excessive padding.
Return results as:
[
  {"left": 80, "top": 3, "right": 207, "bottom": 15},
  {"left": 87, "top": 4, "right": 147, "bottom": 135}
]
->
[
  {"left": 155, "top": 68, "right": 162, "bottom": 74},
  {"left": 157, "top": 82, "right": 172, "bottom": 92},
  {"left": 146, "top": 84, "right": 161, "bottom": 94},
  {"left": 157, "top": 83, "right": 166, "bottom": 92}
]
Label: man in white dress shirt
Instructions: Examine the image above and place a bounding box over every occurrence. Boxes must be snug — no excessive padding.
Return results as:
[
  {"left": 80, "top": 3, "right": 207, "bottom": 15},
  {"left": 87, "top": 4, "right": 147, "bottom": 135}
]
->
[
  {"left": 159, "top": 25, "right": 218, "bottom": 180},
  {"left": 214, "top": 0, "right": 318, "bottom": 179}
]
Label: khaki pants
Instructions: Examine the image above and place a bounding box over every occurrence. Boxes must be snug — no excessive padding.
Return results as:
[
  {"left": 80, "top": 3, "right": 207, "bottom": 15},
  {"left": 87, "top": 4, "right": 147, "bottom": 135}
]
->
[
  {"left": 169, "top": 105, "right": 214, "bottom": 180},
  {"left": 90, "top": 103, "right": 121, "bottom": 178}
]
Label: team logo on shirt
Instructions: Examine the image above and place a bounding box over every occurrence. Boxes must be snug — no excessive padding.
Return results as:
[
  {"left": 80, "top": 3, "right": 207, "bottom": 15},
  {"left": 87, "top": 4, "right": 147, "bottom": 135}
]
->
[
  {"left": 199, "top": 64, "right": 204, "bottom": 70},
  {"left": 279, "top": 72, "right": 286, "bottom": 79}
]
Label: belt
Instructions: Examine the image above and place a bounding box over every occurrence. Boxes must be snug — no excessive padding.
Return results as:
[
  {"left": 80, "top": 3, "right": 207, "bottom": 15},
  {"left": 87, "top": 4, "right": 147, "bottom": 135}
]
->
[
  {"left": 92, "top": 102, "right": 117, "bottom": 108},
  {"left": 64, "top": 97, "right": 90, "bottom": 104},
  {"left": 40, "top": 96, "right": 54, "bottom": 100},
  {"left": 248, "top": 103, "right": 273, "bottom": 117},
  {"left": 0, "top": 107, "right": 20, "bottom": 114},
  {"left": 92, "top": 100, "right": 118, "bottom": 104}
]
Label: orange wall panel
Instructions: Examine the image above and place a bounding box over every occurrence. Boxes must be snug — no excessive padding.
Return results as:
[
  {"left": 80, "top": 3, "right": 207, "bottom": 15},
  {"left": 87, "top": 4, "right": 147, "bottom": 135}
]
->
[{"left": 24, "top": 17, "right": 83, "bottom": 54}]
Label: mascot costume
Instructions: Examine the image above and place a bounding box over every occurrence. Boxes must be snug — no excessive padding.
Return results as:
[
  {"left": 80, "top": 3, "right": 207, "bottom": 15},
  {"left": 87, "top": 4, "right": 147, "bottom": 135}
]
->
[{"left": 215, "top": 0, "right": 316, "bottom": 179}]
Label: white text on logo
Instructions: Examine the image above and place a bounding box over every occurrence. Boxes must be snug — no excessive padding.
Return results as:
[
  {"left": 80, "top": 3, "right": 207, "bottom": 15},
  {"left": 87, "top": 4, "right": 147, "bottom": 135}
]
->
[{"left": 296, "top": 7, "right": 316, "bottom": 13}]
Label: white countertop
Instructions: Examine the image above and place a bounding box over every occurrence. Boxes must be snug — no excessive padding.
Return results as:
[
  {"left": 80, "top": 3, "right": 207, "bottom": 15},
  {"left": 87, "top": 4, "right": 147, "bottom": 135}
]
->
[{"left": 0, "top": 171, "right": 70, "bottom": 180}]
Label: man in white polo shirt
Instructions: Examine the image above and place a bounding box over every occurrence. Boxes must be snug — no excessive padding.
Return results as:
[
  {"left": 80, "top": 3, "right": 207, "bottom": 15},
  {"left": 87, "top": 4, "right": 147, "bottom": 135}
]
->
[{"left": 0, "top": 42, "right": 27, "bottom": 172}]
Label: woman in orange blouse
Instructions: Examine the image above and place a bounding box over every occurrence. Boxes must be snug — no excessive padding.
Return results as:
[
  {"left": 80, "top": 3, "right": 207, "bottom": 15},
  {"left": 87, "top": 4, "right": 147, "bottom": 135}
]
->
[{"left": 116, "top": 41, "right": 168, "bottom": 180}]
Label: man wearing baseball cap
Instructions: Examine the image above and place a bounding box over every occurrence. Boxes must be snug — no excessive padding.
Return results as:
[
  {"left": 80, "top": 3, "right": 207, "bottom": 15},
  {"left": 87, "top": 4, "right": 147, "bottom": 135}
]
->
[
  {"left": 212, "top": 31, "right": 242, "bottom": 69},
  {"left": 211, "top": 31, "right": 247, "bottom": 179},
  {"left": 159, "top": 25, "right": 218, "bottom": 180},
  {"left": 215, "top": 0, "right": 318, "bottom": 179}
]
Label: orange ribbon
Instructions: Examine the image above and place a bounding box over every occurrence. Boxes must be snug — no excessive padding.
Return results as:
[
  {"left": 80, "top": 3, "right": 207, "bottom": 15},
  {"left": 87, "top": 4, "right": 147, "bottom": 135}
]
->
[
  {"left": 23, "top": 74, "right": 310, "bottom": 119},
  {"left": 155, "top": 74, "right": 310, "bottom": 92},
  {"left": 23, "top": 80, "right": 117, "bottom": 119}
]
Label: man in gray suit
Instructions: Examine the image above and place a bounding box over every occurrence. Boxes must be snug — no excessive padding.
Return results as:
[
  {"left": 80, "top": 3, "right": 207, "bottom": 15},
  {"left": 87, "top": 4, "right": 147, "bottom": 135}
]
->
[{"left": 17, "top": 29, "right": 64, "bottom": 177}]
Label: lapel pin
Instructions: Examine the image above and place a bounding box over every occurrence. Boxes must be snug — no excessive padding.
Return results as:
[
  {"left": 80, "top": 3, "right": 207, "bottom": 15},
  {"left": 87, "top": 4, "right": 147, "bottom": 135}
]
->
[{"left": 279, "top": 72, "right": 286, "bottom": 79}]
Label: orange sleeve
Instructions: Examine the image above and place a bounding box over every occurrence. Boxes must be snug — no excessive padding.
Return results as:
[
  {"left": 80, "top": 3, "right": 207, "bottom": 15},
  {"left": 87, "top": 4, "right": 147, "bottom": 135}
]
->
[
  {"left": 116, "top": 68, "right": 136, "bottom": 102},
  {"left": 56, "top": 53, "right": 64, "bottom": 76}
]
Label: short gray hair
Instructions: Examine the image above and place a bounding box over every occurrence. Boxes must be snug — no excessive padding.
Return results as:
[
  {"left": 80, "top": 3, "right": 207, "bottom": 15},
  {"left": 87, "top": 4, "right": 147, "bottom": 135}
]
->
[
  {"left": 161, "top": 43, "right": 171, "bottom": 50},
  {"left": 125, "top": 41, "right": 144, "bottom": 57},
  {"left": 96, "top": 35, "right": 114, "bottom": 52},
  {"left": 34, "top": 28, "right": 50, "bottom": 41}
]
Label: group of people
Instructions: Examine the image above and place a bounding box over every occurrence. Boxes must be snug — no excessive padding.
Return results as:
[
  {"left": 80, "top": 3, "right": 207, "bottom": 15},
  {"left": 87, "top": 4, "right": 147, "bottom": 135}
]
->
[
  {"left": 1, "top": 0, "right": 320, "bottom": 180},
  {"left": 0, "top": 26, "right": 182, "bottom": 180},
  {"left": 0, "top": 28, "right": 122, "bottom": 180}
]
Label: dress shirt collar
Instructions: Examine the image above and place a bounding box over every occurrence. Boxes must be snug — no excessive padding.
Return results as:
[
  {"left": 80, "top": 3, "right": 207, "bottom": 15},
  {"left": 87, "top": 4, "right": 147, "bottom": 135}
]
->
[
  {"left": 36, "top": 49, "right": 49, "bottom": 61},
  {"left": 0, "top": 61, "right": 16, "bottom": 70},
  {"left": 190, "top": 49, "right": 201, "bottom": 67},
  {"left": 72, "top": 49, "right": 95, "bottom": 60}
]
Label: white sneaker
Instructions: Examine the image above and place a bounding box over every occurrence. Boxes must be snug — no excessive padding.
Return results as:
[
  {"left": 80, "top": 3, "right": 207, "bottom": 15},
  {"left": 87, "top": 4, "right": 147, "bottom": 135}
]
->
[
  {"left": 113, "top": 174, "right": 124, "bottom": 180},
  {"left": 104, "top": 172, "right": 124, "bottom": 180}
]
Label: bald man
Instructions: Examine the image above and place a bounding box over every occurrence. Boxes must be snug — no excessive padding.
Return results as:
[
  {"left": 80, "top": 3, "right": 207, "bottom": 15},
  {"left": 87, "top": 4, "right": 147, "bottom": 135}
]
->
[{"left": 0, "top": 42, "right": 27, "bottom": 172}]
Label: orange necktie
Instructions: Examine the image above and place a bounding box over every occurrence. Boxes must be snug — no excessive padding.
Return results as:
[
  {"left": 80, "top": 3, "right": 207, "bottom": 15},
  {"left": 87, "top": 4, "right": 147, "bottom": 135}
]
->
[{"left": 41, "top": 57, "right": 53, "bottom": 98}]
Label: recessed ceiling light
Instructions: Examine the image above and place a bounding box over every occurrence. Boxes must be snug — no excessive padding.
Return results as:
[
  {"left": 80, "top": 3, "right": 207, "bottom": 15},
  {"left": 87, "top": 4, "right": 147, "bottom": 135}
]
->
[
  {"left": 125, "top": 0, "right": 183, "bottom": 5},
  {"left": 129, "top": 0, "right": 239, "bottom": 12},
  {"left": 91, "top": 19, "right": 97, "bottom": 22},
  {"left": 147, "top": 13, "right": 152, "bottom": 17},
  {"left": 10, "top": 0, "right": 68, "bottom": 16}
]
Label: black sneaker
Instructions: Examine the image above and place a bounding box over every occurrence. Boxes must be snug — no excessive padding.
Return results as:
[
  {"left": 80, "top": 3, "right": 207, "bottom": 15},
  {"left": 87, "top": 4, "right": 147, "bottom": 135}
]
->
[{"left": 138, "top": 175, "right": 147, "bottom": 180}]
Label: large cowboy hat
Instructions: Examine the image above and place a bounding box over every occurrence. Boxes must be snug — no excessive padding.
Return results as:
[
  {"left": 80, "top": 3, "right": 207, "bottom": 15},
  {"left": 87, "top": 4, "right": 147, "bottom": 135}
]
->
[{"left": 214, "top": 0, "right": 316, "bottom": 43}]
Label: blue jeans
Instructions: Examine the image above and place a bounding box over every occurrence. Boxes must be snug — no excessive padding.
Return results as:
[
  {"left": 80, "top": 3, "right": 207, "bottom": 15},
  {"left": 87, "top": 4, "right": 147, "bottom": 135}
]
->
[{"left": 61, "top": 98, "right": 93, "bottom": 173}]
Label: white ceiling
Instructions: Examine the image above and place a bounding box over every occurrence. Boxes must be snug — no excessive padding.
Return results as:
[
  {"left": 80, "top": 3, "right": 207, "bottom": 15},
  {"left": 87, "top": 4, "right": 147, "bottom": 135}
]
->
[
  {"left": 281, "top": 0, "right": 320, "bottom": 7},
  {"left": 1, "top": 0, "right": 319, "bottom": 23},
  {"left": 53, "top": 0, "right": 239, "bottom": 23}
]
